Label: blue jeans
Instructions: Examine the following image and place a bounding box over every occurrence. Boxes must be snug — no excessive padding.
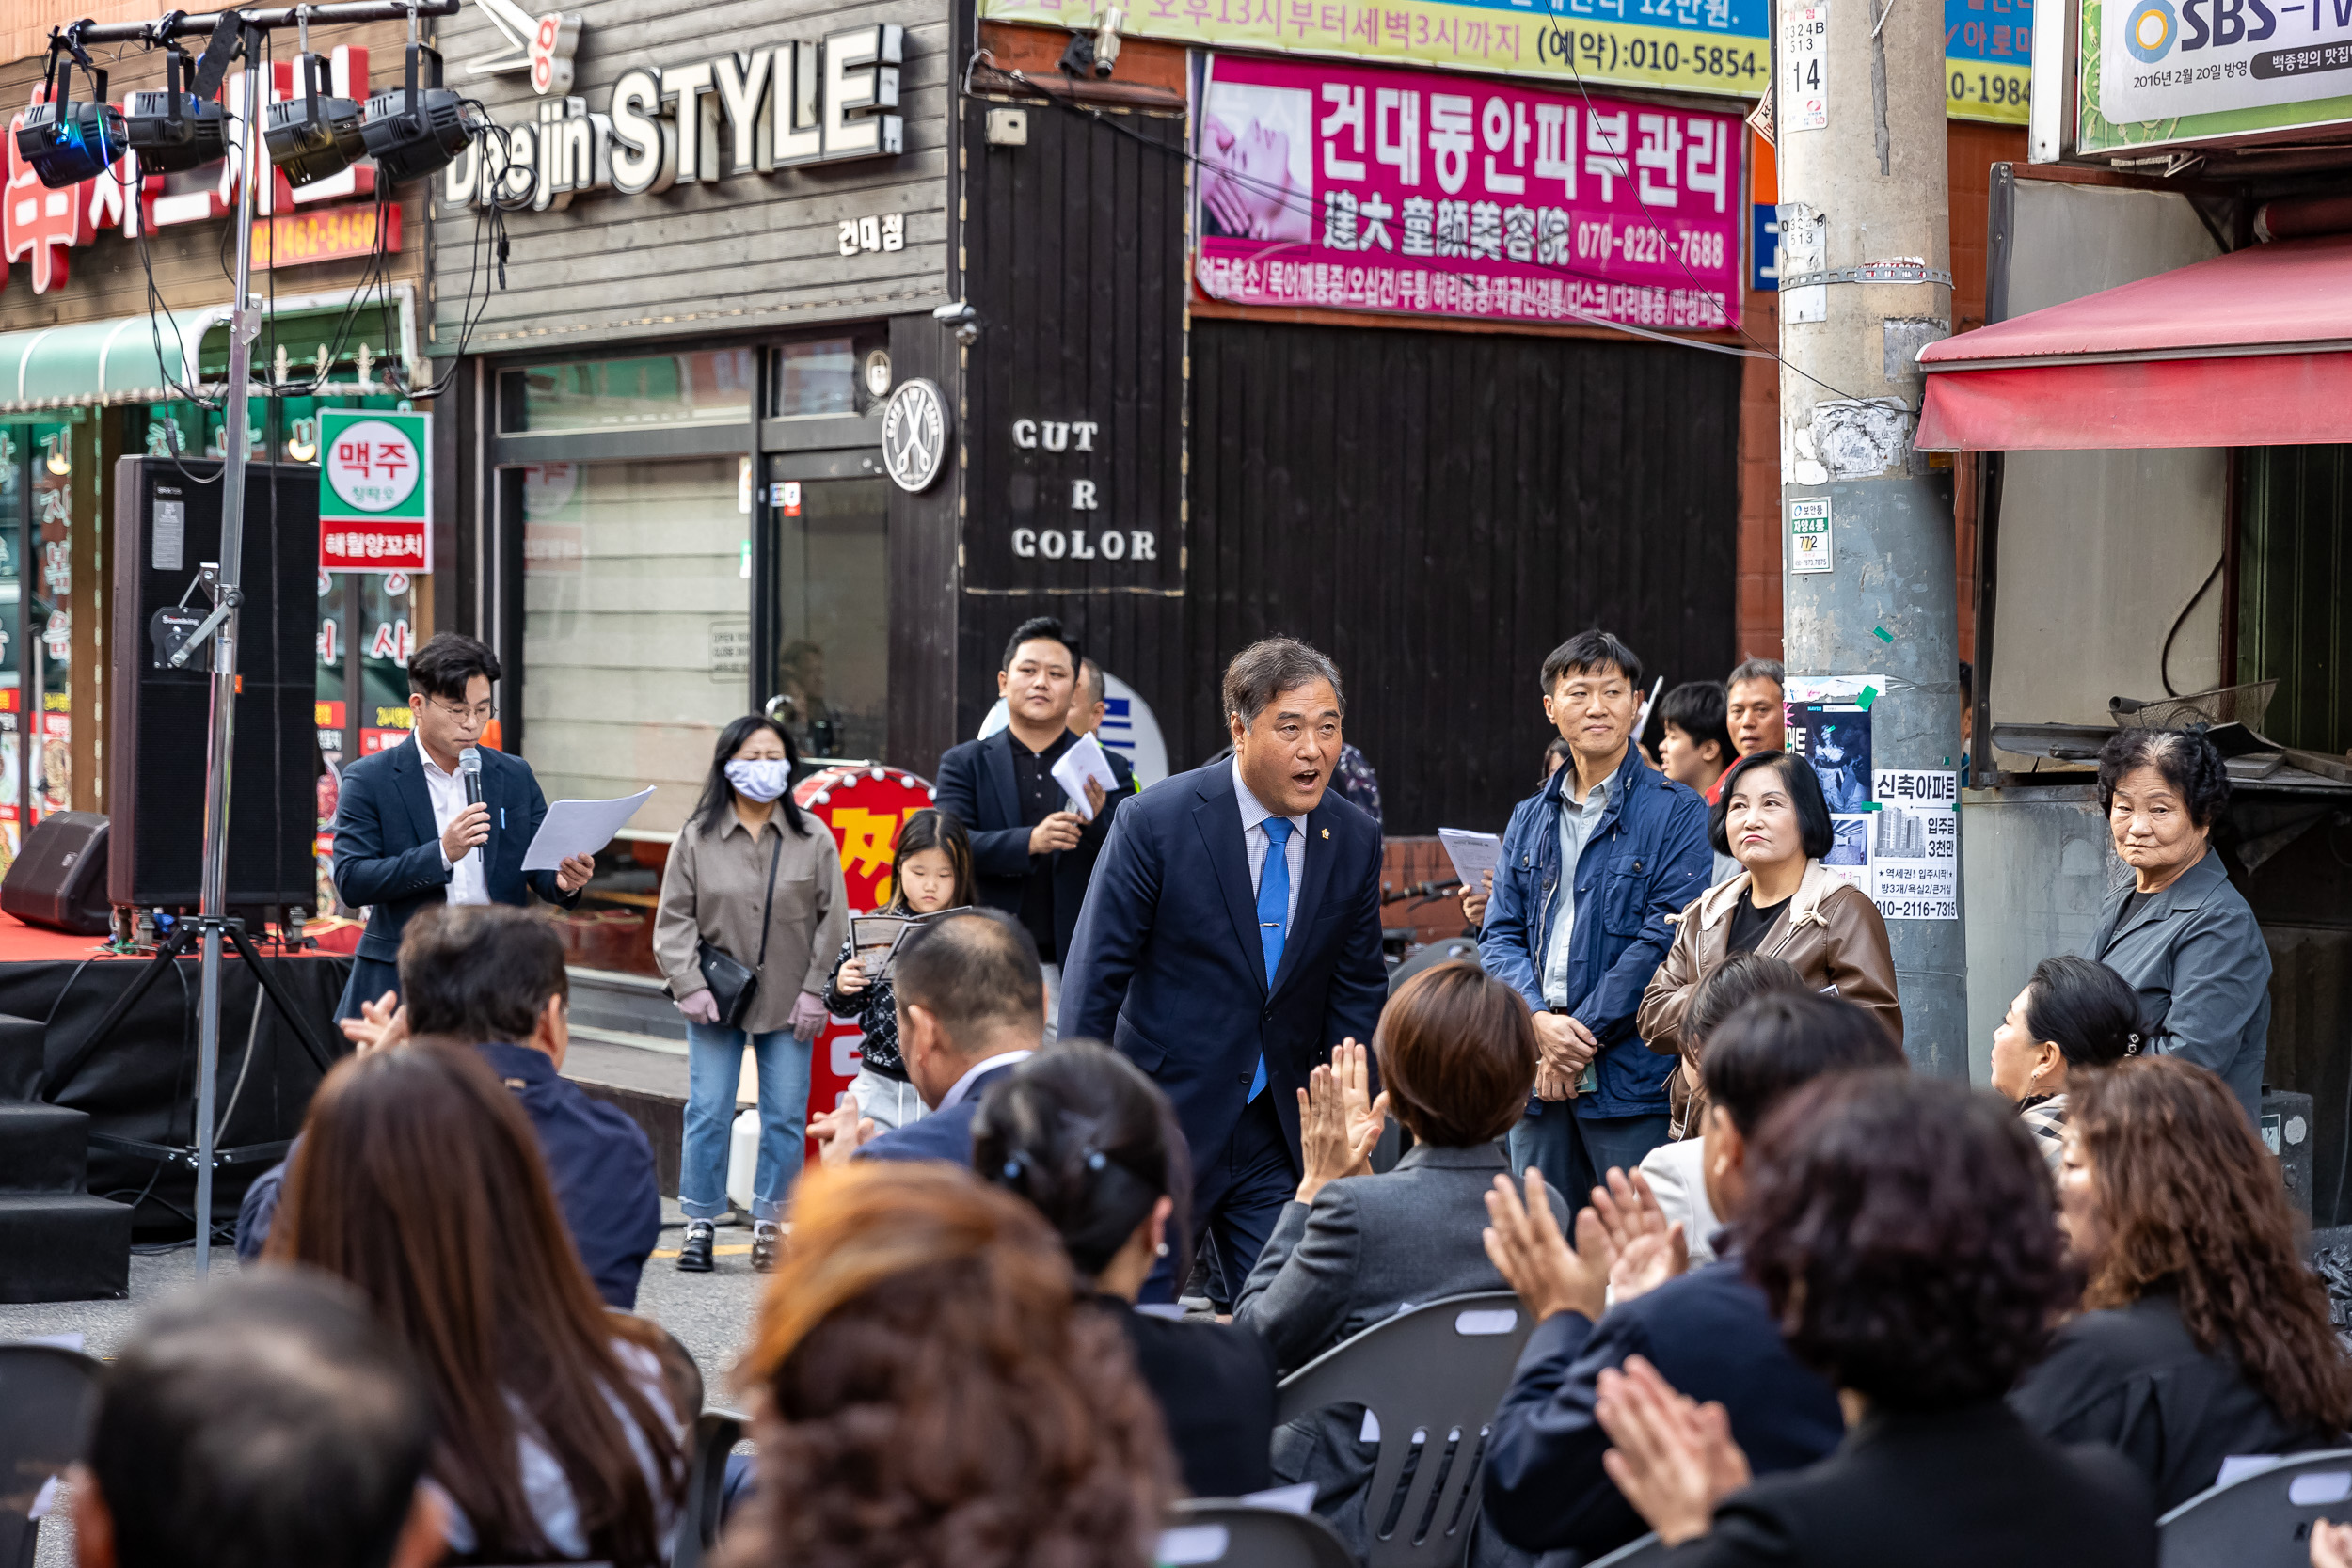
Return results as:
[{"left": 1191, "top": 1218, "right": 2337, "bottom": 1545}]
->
[
  {"left": 1508, "top": 1103, "right": 1671, "bottom": 1215},
  {"left": 681, "top": 1024, "right": 812, "bottom": 1225}
]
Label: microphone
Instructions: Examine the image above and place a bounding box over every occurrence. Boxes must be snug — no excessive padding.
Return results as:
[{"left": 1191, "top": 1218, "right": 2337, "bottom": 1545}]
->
[{"left": 459, "top": 747, "right": 484, "bottom": 862}]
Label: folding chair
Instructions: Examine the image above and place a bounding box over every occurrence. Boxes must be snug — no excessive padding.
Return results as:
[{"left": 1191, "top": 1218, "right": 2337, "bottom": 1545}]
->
[
  {"left": 2158, "top": 1449, "right": 2352, "bottom": 1568},
  {"left": 1273, "top": 1291, "right": 1533, "bottom": 1568},
  {"left": 0, "top": 1343, "right": 102, "bottom": 1568},
  {"left": 1159, "top": 1498, "right": 1359, "bottom": 1568},
  {"left": 670, "top": 1406, "right": 746, "bottom": 1568},
  {"left": 1584, "top": 1530, "right": 1666, "bottom": 1567}
]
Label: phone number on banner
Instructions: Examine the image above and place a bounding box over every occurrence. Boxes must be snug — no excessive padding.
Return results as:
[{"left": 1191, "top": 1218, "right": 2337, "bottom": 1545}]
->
[{"left": 1197, "top": 255, "right": 1733, "bottom": 328}]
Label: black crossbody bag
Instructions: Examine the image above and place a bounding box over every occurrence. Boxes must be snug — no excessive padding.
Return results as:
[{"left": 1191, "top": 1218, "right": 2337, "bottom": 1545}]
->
[{"left": 696, "top": 834, "right": 781, "bottom": 1030}]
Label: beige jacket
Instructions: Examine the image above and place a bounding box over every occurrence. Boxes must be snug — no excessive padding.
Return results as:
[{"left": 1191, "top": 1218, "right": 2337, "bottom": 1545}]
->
[
  {"left": 1637, "top": 860, "right": 1902, "bottom": 1136},
  {"left": 653, "top": 806, "right": 848, "bottom": 1035}
]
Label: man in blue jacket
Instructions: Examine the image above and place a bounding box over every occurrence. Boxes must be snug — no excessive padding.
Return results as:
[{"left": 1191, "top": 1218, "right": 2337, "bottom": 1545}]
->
[{"left": 1479, "top": 630, "right": 1711, "bottom": 1202}]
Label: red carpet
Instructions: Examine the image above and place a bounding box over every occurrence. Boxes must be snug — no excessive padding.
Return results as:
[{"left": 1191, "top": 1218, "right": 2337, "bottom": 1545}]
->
[{"left": 0, "top": 914, "right": 121, "bottom": 964}]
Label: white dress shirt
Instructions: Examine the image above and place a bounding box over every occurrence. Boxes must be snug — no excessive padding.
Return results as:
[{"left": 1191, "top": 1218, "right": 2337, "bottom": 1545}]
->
[
  {"left": 418, "top": 739, "right": 490, "bottom": 907},
  {"left": 938, "top": 1049, "right": 1036, "bottom": 1112},
  {"left": 1231, "top": 755, "right": 1308, "bottom": 927}
]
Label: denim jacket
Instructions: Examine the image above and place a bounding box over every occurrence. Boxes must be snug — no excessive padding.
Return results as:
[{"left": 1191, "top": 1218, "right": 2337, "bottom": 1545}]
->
[{"left": 1478, "top": 747, "right": 1712, "bottom": 1118}]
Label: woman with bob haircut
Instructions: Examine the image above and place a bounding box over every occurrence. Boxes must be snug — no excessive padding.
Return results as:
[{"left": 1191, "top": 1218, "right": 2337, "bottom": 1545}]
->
[
  {"left": 268, "top": 1044, "right": 691, "bottom": 1567},
  {"left": 1592, "top": 1074, "right": 2157, "bottom": 1568},
  {"left": 1988, "top": 954, "right": 2144, "bottom": 1175},
  {"left": 1639, "top": 751, "right": 1900, "bottom": 1139},
  {"left": 2010, "top": 1055, "right": 2352, "bottom": 1510},
  {"left": 717, "top": 1162, "right": 1176, "bottom": 1568},
  {"left": 2084, "top": 727, "right": 2269, "bottom": 1126}
]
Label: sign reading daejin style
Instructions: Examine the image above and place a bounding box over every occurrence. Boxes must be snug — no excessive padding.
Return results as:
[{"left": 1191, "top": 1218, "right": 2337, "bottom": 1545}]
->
[{"left": 440, "top": 25, "right": 906, "bottom": 211}]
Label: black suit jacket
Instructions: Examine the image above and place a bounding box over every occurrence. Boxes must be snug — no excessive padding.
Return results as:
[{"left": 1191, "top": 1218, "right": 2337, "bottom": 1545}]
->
[
  {"left": 1658, "top": 1402, "right": 2156, "bottom": 1568},
  {"left": 1058, "top": 761, "right": 1387, "bottom": 1180},
  {"left": 932, "top": 729, "right": 1136, "bottom": 963},
  {"left": 1111, "top": 1301, "right": 1279, "bottom": 1498}
]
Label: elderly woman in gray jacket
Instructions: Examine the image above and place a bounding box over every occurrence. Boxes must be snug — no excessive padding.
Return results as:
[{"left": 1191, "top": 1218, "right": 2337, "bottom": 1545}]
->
[{"left": 2084, "top": 727, "right": 2268, "bottom": 1127}]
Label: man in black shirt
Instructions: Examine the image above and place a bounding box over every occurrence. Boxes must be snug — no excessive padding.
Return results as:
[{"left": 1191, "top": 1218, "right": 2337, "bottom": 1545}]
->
[{"left": 935, "top": 618, "right": 1136, "bottom": 1037}]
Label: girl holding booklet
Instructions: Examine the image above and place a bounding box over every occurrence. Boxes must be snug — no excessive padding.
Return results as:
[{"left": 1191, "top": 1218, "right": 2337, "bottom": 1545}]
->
[{"left": 823, "top": 809, "right": 977, "bottom": 1131}]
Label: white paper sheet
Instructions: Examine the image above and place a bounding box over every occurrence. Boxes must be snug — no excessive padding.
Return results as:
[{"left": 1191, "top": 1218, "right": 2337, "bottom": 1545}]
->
[
  {"left": 520, "top": 787, "right": 657, "bottom": 870},
  {"left": 1051, "top": 733, "right": 1120, "bottom": 820},
  {"left": 1437, "top": 828, "right": 1503, "bottom": 890}
]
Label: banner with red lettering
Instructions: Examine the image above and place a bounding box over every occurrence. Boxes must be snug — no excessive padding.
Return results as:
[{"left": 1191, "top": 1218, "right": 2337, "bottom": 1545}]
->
[{"left": 1193, "top": 54, "right": 1743, "bottom": 332}]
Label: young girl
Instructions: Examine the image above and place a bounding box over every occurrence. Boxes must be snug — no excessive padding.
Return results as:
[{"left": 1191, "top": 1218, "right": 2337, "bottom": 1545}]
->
[{"left": 822, "top": 808, "right": 976, "bottom": 1132}]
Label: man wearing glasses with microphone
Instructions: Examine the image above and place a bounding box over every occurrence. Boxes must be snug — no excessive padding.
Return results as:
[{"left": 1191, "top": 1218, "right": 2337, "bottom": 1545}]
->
[{"left": 327, "top": 632, "right": 594, "bottom": 1025}]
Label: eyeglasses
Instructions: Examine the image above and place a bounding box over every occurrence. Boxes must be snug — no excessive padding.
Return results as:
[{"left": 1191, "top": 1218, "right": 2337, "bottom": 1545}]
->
[{"left": 419, "top": 697, "right": 497, "bottom": 724}]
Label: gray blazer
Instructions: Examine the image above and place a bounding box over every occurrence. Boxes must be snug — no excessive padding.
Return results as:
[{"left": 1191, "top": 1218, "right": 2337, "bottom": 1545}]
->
[{"left": 2084, "top": 847, "right": 2271, "bottom": 1126}]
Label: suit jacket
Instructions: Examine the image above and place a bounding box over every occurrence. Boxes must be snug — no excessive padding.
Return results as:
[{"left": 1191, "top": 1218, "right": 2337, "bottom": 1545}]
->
[
  {"left": 1058, "top": 761, "right": 1387, "bottom": 1180},
  {"left": 2010, "top": 1290, "right": 2341, "bottom": 1513},
  {"left": 1482, "top": 1257, "right": 1845, "bottom": 1560},
  {"left": 1656, "top": 1402, "right": 2156, "bottom": 1568},
  {"left": 330, "top": 739, "right": 580, "bottom": 970},
  {"left": 855, "top": 1061, "right": 1023, "bottom": 1166},
  {"left": 1110, "top": 1300, "right": 1280, "bottom": 1498},
  {"left": 933, "top": 730, "right": 1136, "bottom": 962},
  {"left": 2084, "top": 847, "right": 2271, "bottom": 1125}
]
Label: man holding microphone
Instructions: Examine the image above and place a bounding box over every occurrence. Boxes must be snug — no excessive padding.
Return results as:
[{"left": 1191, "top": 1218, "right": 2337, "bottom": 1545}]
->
[{"left": 328, "top": 633, "right": 593, "bottom": 1023}]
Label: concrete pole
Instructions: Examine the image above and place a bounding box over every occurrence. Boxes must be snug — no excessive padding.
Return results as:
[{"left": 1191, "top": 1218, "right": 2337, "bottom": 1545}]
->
[{"left": 1773, "top": 0, "right": 1967, "bottom": 1075}]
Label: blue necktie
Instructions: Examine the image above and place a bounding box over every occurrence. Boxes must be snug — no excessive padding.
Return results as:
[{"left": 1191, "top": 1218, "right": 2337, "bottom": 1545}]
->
[{"left": 1249, "top": 818, "right": 1294, "bottom": 1102}]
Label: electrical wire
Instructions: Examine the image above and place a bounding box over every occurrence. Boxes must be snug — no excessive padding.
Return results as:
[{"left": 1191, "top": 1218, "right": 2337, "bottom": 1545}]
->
[{"left": 2159, "top": 554, "right": 2225, "bottom": 699}]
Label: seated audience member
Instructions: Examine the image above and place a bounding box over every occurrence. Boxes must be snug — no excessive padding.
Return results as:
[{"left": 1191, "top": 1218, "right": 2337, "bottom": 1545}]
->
[
  {"left": 1593, "top": 1075, "right": 2157, "bottom": 1568},
  {"left": 1638, "top": 953, "right": 1804, "bottom": 1262},
  {"left": 975, "top": 1041, "right": 1279, "bottom": 1498},
  {"left": 718, "top": 1162, "right": 1175, "bottom": 1568},
  {"left": 1988, "top": 955, "right": 2143, "bottom": 1175},
  {"left": 2011, "top": 1055, "right": 2352, "bottom": 1510},
  {"left": 267, "top": 1045, "right": 691, "bottom": 1566},
  {"left": 1479, "top": 991, "right": 1901, "bottom": 1562},
  {"left": 73, "top": 1269, "right": 443, "bottom": 1568},
  {"left": 1232, "top": 963, "right": 1567, "bottom": 1558},
  {"left": 808, "top": 909, "right": 1042, "bottom": 1166},
  {"left": 822, "top": 807, "right": 977, "bottom": 1132},
  {"left": 238, "top": 905, "right": 660, "bottom": 1309}
]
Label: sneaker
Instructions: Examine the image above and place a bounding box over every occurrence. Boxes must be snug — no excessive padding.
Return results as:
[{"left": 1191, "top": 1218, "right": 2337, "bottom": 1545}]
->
[
  {"left": 677, "top": 1219, "right": 716, "bottom": 1273},
  {"left": 751, "top": 1220, "right": 782, "bottom": 1274}
]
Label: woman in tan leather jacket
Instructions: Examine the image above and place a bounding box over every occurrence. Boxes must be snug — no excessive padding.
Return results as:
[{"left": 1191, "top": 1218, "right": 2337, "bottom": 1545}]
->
[{"left": 1639, "top": 751, "right": 1902, "bottom": 1137}]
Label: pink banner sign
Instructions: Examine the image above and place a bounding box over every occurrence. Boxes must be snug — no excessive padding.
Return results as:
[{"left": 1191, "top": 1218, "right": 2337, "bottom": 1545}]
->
[{"left": 1194, "top": 55, "right": 1744, "bottom": 332}]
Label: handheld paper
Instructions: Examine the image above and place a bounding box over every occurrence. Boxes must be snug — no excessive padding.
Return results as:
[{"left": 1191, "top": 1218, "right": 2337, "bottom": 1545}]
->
[
  {"left": 1051, "top": 734, "right": 1120, "bottom": 821},
  {"left": 520, "top": 787, "right": 657, "bottom": 870}
]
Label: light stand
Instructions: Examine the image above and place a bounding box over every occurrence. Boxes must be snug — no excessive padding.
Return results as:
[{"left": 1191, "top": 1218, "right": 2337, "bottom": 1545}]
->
[{"left": 69, "top": 0, "right": 463, "bottom": 1272}]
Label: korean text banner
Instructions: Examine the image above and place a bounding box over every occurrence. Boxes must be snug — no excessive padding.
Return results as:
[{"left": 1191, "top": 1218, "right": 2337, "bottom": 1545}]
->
[
  {"left": 2079, "top": 0, "right": 2352, "bottom": 150},
  {"left": 1194, "top": 55, "right": 1744, "bottom": 331},
  {"left": 977, "top": 0, "right": 2028, "bottom": 122}
]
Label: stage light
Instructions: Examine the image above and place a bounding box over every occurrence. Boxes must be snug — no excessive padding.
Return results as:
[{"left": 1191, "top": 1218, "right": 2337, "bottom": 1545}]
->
[
  {"left": 122, "top": 52, "right": 227, "bottom": 174},
  {"left": 266, "top": 52, "right": 367, "bottom": 185},
  {"left": 359, "top": 42, "right": 470, "bottom": 183},
  {"left": 16, "top": 93, "right": 123, "bottom": 189}
]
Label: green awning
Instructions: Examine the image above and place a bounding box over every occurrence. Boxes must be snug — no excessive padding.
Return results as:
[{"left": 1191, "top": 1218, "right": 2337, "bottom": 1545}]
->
[{"left": 0, "top": 310, "right": 218, "bottom": 416}]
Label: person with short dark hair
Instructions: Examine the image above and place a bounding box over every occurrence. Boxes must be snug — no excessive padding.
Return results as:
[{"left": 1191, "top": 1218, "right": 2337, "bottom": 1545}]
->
[
  {"left": 326, "top": 631, "right": 590, "bottom": 1021},
  {"left": 1989, "top": 955, "right": 2144, "bottom": 1173},
  {"left": 2085, "top": 726, "right": 2268, "bottom": 1124},
  {"left": 2010, "top": 1055, "right": 2352, "bottom": 1510},
  {"left": 1060, "top": 637, "right": 1388, "bottom": 1307},
  {"left": 1480, "top": 992, "right": 1903, "bottom": 1564},
  {"left": 1724, "top": 657, "right": 1786, "bottom": 761},
  {"left": 823, "top": 808, "right": 977, "bottom": 1132},
  {"left": 655, "top": 712, "right": 849, "bottom": 1274},
  {"left": 1480, "top": 630, "right": 1714, "bottom": 1209},
  {"left": 73, "top": 1269, "right": 444, "bottom": 1568},
  {"left": 1587, "top": 1074, "right": 2155, "bottom": 1568},
  {"left": 808, "top": 908, "right": 1045, "bottom": 1167},
  {"left": 975, "top": 1041, "right": 1279, "bottom": 1499},
  {"left": 936, "top": 618, "right": 1136, "bottom": 1038},
  {"left": 1658, "top": 681, "right": 1735, "bottom": 804},
  {"left": 1233, "top": 963, "right": 1567, "bottom": 1557},
  {"left": 1069, "top": 657, "right": 1110, "bottom": 737},
  {"left": 1640, "top": 750, "right": 1901, "bottom": 1142},
  {"left": 234, "top": 905, "right": 661, "bottom": 1308}
]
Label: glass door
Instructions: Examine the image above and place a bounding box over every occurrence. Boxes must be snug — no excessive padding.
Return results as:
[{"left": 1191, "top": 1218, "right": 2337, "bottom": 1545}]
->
[{"left": 768, "top": 472, "right": 889, "bottom": 764}]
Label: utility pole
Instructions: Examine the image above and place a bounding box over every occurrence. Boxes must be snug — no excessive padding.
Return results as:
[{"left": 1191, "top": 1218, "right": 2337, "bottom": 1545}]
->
[{"left": 1773, "top": 0, "right": 1967, "bottom": 1075}]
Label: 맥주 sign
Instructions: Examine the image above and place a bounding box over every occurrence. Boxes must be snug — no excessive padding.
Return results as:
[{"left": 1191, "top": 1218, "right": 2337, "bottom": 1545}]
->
[
  {"left": 319, "top": 410, "right": 430, "bottom": 574},
  {"left": 1193, "top": 54, "right": 1744, "bottom": 332}
]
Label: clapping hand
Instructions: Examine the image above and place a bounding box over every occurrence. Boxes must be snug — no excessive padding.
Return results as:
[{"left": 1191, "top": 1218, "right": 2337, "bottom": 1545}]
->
[
  {"left": 1482, "top": 1169, "right": 1611, "bottom": 1323},
  {"left": 2312, "top": 1518, "right": 2352, "bottom": 1568},
  {"left": 1589, "top": 1166, "right": 1690, "bottom": 1305},
  {"left": 1596, "top": 1355, "right": 1751, "bottom": 1546},
  {"left": 338, "top": 990, "right": 409, "bottom": 1055},
  {"left": 808, "top": 1096, "right": 877, "bottom": 1168},
  {"left": 1295, "top": 1039, "right": 1389, "bottom": 1205}
]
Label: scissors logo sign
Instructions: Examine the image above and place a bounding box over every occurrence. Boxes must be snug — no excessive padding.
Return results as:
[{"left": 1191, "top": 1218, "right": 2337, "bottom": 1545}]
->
[
  {"left": 468, "top": 0, "right": 582, "bottom": 96},
  {"left": 881, "top": 379, "right": 950, "bottom": 494}
]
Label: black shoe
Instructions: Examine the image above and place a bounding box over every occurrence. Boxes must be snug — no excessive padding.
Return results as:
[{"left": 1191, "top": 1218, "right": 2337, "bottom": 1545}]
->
[
  {"left": 752, "top": 1221, "right": 782, "bottom": 1274},
  {"left": 678, "top": 1220, "right": 716, "bottom": 1273}
]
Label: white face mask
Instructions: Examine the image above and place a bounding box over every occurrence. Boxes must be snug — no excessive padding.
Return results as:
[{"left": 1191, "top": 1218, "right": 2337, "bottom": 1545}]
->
[{"left": 725, "top": 757, "right": 791, "bottom": 803}]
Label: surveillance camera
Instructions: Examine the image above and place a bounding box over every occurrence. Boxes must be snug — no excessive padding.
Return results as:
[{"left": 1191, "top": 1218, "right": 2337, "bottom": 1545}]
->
[
  {"left": 932, "top": 300, "right": 982, "bottom": 346},
  {"left": 1094, "top": 6, "right": 1125, "bottom": 77}
]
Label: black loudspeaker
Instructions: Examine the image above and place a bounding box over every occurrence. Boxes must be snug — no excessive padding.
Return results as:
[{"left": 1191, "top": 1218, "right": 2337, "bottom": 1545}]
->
[
  {"left": 108, "top": 458, "right": 318, "bottom": 912},
  {"left": 0, "top": 812, "right": 112, "bottom": 934}
]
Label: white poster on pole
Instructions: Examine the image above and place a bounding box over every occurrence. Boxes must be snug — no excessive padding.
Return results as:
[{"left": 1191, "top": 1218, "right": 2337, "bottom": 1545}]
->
[{"left": 1870, "top": 768, "right": 1960, "bottom": 921}]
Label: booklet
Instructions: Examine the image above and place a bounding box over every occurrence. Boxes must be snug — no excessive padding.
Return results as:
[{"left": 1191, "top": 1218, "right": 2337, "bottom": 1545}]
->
[
  {"left": 850, "top": 911, "right": 938, "bottom": 985},
  {"left": 1051, "top": 733, "right": 1121, "bottom": 821},
  {"left": 1437, "top": 828, "right": 1504, "bottom": 891}
]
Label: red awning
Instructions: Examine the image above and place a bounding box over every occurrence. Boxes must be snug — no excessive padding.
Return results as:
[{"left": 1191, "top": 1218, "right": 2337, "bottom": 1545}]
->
[{"left": 1915, "top": 233, "right": 2352, "bottom": 451}]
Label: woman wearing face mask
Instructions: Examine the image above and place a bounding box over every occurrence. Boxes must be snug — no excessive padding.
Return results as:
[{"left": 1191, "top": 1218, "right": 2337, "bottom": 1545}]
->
[
  {"left": 822, "top": 808, "right": 977, "bottom": 1132},
  {"left": 654, "top": 715, "right": 847, "bottom": 1275},
  {"left": 1639, "top": 751, "right": 1901, "bottom": 1140}
]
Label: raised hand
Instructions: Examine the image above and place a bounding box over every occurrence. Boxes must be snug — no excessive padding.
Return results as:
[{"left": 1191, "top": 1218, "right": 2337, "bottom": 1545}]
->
[
  {"left": 1596, "top": 1355, "right": 1753, "bottom": 1546},
  {"left": 1482, "top": 1169, "right": 1609, "bottom": 1323},
  {"left": 1295, "top": 1051, "right": 1386, "bottom": 1205},
  {"left": 1330, "top": 1037, "right": 1391, "bottom": 1160}
]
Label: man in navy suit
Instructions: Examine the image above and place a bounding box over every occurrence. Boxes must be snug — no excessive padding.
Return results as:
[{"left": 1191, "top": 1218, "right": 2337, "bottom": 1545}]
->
[
  {"left": 807, "top": 909, "right": 1042, "bottom": 1166},
  {"left": 328, "top": 633, "right": 592, "bottom": 1021},
  {"left": 1059, "top": 638, "right": 1388, "bottom": 1304},
  {"left": 934, "top": 618, "right": 1136, "bottom": 1040}
]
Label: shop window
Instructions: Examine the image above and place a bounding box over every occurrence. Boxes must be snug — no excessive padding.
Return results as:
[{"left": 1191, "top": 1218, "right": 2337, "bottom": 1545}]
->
[
  {"left": 0, "top": 432, "right": 21, "bottom": 870},
  {"left": 772, "top": 338, "right": 859, "bottom": 418},
  {"left": 28, "top": 423, "right": 72, "bottom": 825},
  {"left": 499, "top": 351, "right": 757, "bottom": 434},
  {"left": 770, "top": 473, "right": 888, "bottom": 761},
  {"left": 2238, "top": 445, "right": 2352, "bottom": 757}
]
